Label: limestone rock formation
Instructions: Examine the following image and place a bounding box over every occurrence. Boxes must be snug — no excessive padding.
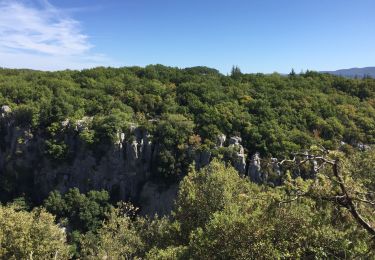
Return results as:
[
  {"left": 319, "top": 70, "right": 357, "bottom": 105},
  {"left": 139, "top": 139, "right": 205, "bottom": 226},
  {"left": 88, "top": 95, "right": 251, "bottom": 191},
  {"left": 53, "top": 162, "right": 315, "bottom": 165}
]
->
[
  {"left": 216, "top": 134, "right": 226, "bottom": 147},
  {"left": 0, "top": 105, "right": 324, "bottom": 215},
  {"left": 0, "top": 110, "right": 156, "bottom": 205},
  {"left": 271, "top": 158, "right": 281, "bottom": 176},
  {"left": 229, "top": 136, "right": 242, "bottom": 146},
  {"left": 194, "top": 149, "right": 211, "bottom": 169},
  {"left": 248, "top": 153, "right": 262, "bottom": 183},
  {"left": 228, "top": 136, "right": 246, "bottom": 174},
  {"left": 74, "top": 117, "right": 93, "bottom": 132},
  {"left": 234, "top": 147, "right": 246, "bottom": 174},
  {"left": 1, "top": 105, "right": 11, "bottom": 117}
]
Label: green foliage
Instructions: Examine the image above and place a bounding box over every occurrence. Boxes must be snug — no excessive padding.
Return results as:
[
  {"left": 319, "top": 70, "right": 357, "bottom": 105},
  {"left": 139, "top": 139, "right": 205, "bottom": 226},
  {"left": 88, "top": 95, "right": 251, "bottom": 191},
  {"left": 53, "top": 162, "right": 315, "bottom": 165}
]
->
[
  {"left": 44, "top": 188, "right": 112, "bottom": 233},
  {"left": 349, "top": 147, "right": 375, "bottom": 191},
  {"left": 174, "top": 160, "right": 252, "bottom": 239},
  {"left": 2, "top": 156, "right": 375, "bottom": 259},
  {"left": 7, "top": 196, "right": 31, "bottom": 211},
  {"left": 79, "top": 129, "right": 95, "bottom": 145},
  {"left": 80, "top": 208, "right": 144, "bottom": 260},
  {"left": 153, "top": 114, "right": 195, "bottom": 179},
  {"left": 145, "top": 246, "right": 188, "bottom": 259},
  {"left": 181, "top": 160, "right": 373, "bottom": 258},
  {"left": 1, "top": 67, "right": 375, "bottom": 258},
  {"left": 1, "top": 67, "right": 374, "bottom": 159},
  {"left": 92, "top": 112, "right": 130, "bottom": 144},
  {"left": 44, "top": 139, "right": 69, "bottom": 161},
  {"left": 0, "top": 205, "right": 71, "bottom": 259},
  {"left": 13, "top": 104, "right": 39, "bottom": 127},
  {"left": 231, "top": 65, "right": 242, "bottom": 80}
]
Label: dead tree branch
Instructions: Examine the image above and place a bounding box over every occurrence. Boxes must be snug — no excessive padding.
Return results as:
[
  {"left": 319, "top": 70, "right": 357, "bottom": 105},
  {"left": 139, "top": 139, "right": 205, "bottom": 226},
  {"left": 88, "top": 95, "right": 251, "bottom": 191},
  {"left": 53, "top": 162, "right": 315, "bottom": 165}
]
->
[{"left": 279, "top": 150, "right": 375, "bottom": 239}]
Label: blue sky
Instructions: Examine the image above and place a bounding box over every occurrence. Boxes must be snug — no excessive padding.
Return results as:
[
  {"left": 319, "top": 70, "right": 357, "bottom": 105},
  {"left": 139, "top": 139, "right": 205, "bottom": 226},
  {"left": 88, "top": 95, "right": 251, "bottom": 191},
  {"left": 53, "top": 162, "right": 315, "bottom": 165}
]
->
[{"left": 0, "top": 0, "right": 374, "bottom": 73}]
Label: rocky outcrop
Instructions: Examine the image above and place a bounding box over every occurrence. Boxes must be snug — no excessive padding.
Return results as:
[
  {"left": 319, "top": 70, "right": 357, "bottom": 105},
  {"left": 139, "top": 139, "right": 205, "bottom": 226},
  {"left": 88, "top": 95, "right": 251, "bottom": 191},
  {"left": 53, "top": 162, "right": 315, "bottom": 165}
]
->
[
  {"left": 0, "top": 105, "right": 329, "bottom": 215},
  {"left": 0, "top": 111, "right": 157, "bottom": 206},
  {"left": 357, "top": 142, "right": 371, "bottom": 151},
  {"left": 248, "top": 153, "right": 263, "bottom": 183},
  {"left": 74, "top": 117, "right": 93, "bottom": 132},
  {"left": 1, "top": 105, "right": 11, "bottom": 118},
  {"left": 270, "top": 158, "right": 281, "bottom": 176},
  {"left": 229, "top": 136, "right": 242, "bottom": 146},
  {"left": 228, "top": 136, "right": 246, "bottom": 174},
  {"left": 216, "top": 134, "right": 226, "bottom": 147},
  {"left": 195, "top": 149, "right": 211, "bottom": 169}
]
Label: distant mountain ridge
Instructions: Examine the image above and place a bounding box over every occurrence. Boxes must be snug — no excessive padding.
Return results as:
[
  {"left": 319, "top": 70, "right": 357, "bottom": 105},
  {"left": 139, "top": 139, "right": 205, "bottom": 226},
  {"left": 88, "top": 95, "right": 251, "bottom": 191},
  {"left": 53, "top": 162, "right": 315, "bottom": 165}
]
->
[{"left": 321, "top": 67, "right": 375, "bottom": 78}]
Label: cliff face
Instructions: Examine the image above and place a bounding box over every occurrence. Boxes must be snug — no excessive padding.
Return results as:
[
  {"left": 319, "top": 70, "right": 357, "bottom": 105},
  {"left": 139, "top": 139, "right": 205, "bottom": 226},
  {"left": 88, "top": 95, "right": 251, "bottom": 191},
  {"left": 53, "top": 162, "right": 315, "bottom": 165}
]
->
[
  {"left": 0, "top": 107, "right": 156, "bottom": 208},
  {"left": 0, "top": 105, "right": 261, "bottom": 215},
  {"left": 35, "top": 128, "right": 154, "bottom": 202},
  {"left": 2, "top": 106, "right": 322, "bottom": 215}
]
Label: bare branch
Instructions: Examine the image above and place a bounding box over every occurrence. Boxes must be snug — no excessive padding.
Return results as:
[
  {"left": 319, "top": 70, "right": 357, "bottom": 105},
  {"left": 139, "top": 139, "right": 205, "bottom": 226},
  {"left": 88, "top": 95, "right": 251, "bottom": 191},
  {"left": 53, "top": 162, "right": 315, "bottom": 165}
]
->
[
  {"left": 278, "top": 196, "right": 300, "bottom": 205},
  {"left": 352, "top": 197, "right": 375, "bottom": 207},
  {"left": 332, "top": 161, "right": 375, "bottom": 238},
  {"left": 278, "top": 157, "right": 296, "bottom": 165},
  {"left": 279, "top": 149, "right": 375, "bottom": 239}
]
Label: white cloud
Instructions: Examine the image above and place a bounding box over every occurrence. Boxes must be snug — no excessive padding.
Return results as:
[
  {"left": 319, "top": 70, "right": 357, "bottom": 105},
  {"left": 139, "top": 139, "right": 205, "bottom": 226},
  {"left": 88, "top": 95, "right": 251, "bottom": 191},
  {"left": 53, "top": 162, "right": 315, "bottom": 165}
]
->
[{"left": 0, "top": 0, "right": 116, "bottom": 70}]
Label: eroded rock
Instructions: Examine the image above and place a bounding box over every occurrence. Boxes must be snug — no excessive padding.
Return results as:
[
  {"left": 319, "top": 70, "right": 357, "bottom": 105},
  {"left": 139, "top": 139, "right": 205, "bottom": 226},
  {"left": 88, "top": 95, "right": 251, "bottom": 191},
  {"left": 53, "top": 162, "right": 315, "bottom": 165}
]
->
[
  {"left": 74, "top": 116, "right": 93, "bottom": 132},
  {"left": 229, "top": 136, "right": 242, "bottom": 146},
  {"left": 217, "top": 134, "right": 226, "bottom": 147},
  {"left": 248, "top": 153, "right": 262, "bottom": 183},
  {"left": 1, "top": 105, "right": 11, "bottom": 118}
]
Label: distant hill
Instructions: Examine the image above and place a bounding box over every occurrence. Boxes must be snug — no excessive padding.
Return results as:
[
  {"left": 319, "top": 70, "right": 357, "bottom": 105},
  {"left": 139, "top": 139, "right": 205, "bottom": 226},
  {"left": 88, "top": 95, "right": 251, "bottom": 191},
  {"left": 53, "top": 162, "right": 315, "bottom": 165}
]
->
[{"left": 321, "top": 67, "right": 375, "bottom": 78}]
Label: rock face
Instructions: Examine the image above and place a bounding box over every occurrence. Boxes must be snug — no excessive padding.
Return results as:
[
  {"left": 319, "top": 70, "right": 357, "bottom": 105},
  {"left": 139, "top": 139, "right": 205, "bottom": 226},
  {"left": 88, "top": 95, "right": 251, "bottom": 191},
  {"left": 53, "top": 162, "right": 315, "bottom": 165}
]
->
[
  {"left": 139, "top": 182, "right": 178, "bottom": 216},
  {"left": 248, "top": 153, "right": 263, "bottom": 183},
  {"left": 271, "top": 158, "right": 281, "bottom": 176},
  {"left": 229, "top": 136, "right": 246, "bottom": 174},
  {"left": 1, "top": 105, "right": 11, "bottom": 118},
  {"left": 0, "top": 111, "right": 157, "bottom": 208},
  {"left": 216, "top": 134, "right": 226, "bottom": 147},
  {"left": 74, "top": 117, "right": 92, "bottom": 132},
  {"left": 0, "top": 109, "right": 227, "bottom": 215},
  {"left": 195, "top": 149, "right": 211, "bottom": 169},
  {"left": 0, "top": 105, "right": 320, "bottom": 215},
  {"left": 229, "top": 136, "right": 242, "bottom": 146}
]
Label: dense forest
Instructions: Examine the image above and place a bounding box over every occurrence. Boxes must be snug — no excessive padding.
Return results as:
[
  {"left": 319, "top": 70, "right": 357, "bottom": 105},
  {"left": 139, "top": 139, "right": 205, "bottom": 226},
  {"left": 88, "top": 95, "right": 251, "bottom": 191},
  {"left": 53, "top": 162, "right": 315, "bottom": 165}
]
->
[{"left": 0, "top": 65, "right": 375, "bottom": 258}]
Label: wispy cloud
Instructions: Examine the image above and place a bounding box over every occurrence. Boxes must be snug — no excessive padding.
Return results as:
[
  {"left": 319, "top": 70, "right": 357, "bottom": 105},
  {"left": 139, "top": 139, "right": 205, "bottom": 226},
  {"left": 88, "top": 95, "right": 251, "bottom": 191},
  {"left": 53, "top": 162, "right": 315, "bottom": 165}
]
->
[{"left": 0, "top": 0, "right": 116, "bottom": 70}]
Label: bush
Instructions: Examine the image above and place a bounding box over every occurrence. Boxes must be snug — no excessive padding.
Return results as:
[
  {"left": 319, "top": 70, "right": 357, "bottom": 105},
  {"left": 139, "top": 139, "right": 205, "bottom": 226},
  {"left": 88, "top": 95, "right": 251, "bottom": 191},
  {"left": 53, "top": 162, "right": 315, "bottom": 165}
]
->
[{"left": 0, "top": 205, "right": 71, "bottom": 259}]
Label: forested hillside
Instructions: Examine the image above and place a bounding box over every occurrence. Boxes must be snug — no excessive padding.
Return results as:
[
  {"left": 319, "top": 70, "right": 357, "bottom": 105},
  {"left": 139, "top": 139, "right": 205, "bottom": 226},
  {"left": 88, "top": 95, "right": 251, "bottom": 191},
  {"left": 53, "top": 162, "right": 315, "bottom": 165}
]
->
[
  {"left": 1, "top": 65, "right": 375, "bottom": 155},
  {"left": 0, "top": 65, "right": 375, "bottom": 258}
]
